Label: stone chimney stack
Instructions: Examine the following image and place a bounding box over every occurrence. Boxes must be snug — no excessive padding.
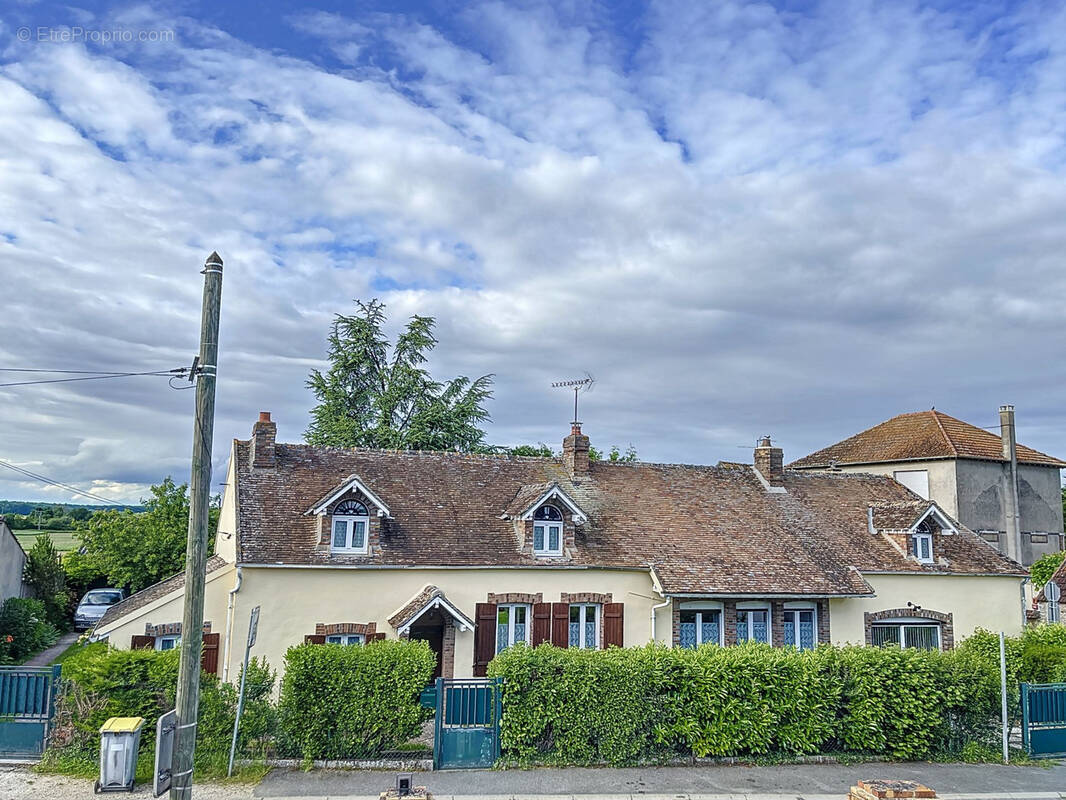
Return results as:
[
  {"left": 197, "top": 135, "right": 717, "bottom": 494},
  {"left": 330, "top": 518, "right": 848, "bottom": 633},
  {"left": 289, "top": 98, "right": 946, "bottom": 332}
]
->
[
  {"left": 1000, "top": 405, "right": 1022, "bottom": 563},
  {"left": 754, "top": 436, "right": 784, "bottom": 483},
  {"left": 250, "top": 411, "right": 277, "bottom": 468},
  {"left": 562, "top": 423, "right": 590, "bottom": 476}
]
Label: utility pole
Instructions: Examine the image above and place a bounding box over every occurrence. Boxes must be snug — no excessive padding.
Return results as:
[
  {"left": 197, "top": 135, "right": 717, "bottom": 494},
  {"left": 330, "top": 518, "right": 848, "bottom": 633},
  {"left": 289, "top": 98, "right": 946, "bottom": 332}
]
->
[{"left": 170, "top": 251, "right": 223, "bottom": 800}]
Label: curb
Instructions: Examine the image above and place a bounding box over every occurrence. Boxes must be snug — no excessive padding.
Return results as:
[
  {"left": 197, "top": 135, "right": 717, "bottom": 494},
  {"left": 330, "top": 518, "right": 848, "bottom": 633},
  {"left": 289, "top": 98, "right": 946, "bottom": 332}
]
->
[{"left": 254, "top": 794, "right": 1066, "bottom": 800}]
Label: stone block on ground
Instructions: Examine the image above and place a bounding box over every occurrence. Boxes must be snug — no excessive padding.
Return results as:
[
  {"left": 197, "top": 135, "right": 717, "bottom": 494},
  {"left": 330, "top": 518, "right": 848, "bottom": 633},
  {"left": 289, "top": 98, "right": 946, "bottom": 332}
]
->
[{"left": 849, "top": 779, "right": 936, "bottom": 800}]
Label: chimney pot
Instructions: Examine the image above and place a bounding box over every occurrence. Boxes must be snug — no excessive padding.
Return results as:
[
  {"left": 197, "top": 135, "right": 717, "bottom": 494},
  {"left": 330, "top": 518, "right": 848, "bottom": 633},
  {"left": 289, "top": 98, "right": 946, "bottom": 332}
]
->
[
  {"left": 754, "top": 435, "right": 784, "bottom": 483},
  {"left": 259, "top": 411, "right": 272, "bottom": 422}
]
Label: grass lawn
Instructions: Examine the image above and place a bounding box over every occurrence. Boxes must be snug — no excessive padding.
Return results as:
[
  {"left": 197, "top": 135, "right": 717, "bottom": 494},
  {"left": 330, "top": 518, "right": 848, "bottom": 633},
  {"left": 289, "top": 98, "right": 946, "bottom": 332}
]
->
[{"left": 13, "top": 528, "right": 79, "bottom": 553}]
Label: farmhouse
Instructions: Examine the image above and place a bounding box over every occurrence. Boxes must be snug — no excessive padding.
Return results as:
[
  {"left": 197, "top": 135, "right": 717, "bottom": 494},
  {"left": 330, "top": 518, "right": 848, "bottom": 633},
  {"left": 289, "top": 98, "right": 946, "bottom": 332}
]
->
[{"left": 94, "top": 412, "right": 1027, "bottom": 681}]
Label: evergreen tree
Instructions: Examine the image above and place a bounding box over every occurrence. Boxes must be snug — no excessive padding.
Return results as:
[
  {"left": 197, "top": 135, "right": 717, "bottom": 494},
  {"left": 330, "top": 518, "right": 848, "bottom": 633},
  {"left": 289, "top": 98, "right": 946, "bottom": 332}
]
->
[{"left": 23, "top": 533, "right": 69, "bottom": 630}]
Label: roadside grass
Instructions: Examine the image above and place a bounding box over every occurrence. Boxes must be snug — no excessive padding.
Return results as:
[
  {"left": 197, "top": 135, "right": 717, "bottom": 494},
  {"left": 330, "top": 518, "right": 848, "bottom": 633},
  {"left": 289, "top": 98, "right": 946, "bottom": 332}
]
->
[
  {"left": 13, "top": 529, "right": 79, "bottom": 554},
  {"left": 36, "top": 748, "right": 271, "bottom": 783}
]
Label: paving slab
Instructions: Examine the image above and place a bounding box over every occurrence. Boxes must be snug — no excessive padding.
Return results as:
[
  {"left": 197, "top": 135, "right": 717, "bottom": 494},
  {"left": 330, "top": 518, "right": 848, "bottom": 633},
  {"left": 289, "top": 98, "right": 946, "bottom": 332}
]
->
[{"left": 254, "top": 762, "right": 1066, "bottom": 800}]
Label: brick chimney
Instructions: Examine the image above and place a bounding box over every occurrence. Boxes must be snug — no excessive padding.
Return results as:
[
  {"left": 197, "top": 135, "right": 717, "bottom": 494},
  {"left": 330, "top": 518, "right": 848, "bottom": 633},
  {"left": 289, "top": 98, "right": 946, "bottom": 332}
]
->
[
  {"left": 754, "top": 436, "right": 784, "bottom": 483},
  {"left": 563, "top": 423, "right": 590, "bottom": 476},
  {"left": 250, "top": 411, "right": 276, "bottom": 468}
]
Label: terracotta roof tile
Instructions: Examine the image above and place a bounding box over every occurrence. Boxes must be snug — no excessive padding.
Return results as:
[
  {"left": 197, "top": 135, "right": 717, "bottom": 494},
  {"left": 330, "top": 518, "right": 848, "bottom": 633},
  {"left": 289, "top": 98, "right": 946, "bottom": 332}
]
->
[{"left": 790, "top": 410, "right": 1066, "bottom": 469}]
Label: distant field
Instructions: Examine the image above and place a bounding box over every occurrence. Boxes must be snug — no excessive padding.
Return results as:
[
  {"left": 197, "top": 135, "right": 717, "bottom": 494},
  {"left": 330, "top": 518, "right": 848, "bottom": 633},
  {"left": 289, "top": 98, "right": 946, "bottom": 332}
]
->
[{"left": 13, "top": 529, "right": 80, "bottom": 553}]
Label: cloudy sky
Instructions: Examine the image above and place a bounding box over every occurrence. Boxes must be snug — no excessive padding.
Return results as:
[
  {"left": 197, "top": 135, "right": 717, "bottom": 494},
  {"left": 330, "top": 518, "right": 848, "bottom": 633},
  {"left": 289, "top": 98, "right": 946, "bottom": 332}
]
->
[{"left": 1, "top": 0, "right": 1065, "bottom": 505}]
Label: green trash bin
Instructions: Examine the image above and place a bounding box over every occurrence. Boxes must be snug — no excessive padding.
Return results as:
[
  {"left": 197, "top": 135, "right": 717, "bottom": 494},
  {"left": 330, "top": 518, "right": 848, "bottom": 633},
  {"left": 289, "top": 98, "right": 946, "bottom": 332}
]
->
[{"left": 96, "top": 716, "right": 144, "bottom": 793}]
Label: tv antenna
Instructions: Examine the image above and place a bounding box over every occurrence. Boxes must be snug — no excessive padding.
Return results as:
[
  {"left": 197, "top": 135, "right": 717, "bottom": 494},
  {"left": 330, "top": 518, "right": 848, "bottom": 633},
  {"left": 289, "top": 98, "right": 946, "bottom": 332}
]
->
[{"left": 551, "top": 374, "right": 594, "bottom": 425}]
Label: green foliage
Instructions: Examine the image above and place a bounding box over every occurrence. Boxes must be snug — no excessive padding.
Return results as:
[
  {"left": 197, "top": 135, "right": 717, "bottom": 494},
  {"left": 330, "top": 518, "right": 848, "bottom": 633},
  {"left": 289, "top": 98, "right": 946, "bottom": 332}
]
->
[
  {"left": 590, "top": 444, "right": 639, "bottom": 462},
  {"left": 41, "top": 643, "right": 276, "bottom": 779},
  {"left": 1030, "top": 551, "right": 1066, "bottom": 591},
  {"left": 505, "top": 444, "right": 556, "bottom": 457},
  {"left": 0, "top": 597, "right": 60, "bottom": 664},
  {"left": 63, "top": 477, "right": 219, "bottom": 592},
  {"left": 278, "top": 639, "right": 435, "bottom": 759},
  {"left": 500, "top": 443, "right": 640, "bottom": 461},
  {"left": 23, "top": 533, "right": 71, "bottom": 629},
  {"left": 305, "top": 299, "right": 494, "bottom": 452}
]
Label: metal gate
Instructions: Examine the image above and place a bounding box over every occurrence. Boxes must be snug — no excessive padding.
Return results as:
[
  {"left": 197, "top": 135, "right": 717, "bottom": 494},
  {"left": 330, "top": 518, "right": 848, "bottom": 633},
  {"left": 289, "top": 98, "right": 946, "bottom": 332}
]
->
[
  {"left": 0, "top": 665, "right": 61, "bottom": 759},
  {"left": 432, "top": 677, "right": 501, "bottom": 769},
  {"left": 1021, "top": 682, "right": 1066, "bottom": 758}
]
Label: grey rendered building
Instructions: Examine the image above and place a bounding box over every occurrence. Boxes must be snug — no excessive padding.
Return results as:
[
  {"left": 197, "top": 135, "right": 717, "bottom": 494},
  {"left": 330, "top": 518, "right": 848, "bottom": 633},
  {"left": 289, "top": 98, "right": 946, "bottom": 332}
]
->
[
  {"left": 790, "top": 406, "right": 1065, "bottom": 567},
  {"left": 0, "top": 516, "right": 27, "bottom": 602}
]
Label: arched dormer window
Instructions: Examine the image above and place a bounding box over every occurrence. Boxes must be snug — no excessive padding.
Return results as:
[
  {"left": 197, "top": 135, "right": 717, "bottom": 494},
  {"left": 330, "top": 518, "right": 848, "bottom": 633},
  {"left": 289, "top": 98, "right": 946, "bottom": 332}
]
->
[
  {"left": 533, "top": 504, "right": 563, "bottom": 556},
  {"left": 332, "top": 499, "right": 370, "bottom": 554},
  {"left": 910, "top": 519, "right": 934, "bottom": 564}
]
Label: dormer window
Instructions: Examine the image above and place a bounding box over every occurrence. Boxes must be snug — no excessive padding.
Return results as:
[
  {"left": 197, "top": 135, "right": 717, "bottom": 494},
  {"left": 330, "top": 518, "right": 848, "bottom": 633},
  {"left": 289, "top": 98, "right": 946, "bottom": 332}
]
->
[
  {"left": 533, "top": 504, "right": 563, "bottom": 556},
  {"left": 332, "top": 500, "right": 369, "bottom": 554},
  {"left": 910, "top": 520, "right": 934, "bottom": 563}
]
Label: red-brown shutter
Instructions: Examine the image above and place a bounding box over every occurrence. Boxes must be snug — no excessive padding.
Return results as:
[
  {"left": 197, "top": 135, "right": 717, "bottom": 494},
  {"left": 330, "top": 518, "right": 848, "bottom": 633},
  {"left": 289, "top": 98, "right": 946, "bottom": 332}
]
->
[
  {"left": 531, "top": 603, "right": 552, "bottom": 646},
  {"left": 304, "top": 634, "right": 326, "bottom": 645},
  {"left": 604, "top": 603, "right": 624, "bottom": 648},
  {"left": 473, "top": 602, "right": 497, "bottom": 677},
  {"left": 368, "top": 632, "right": 386, "bottom": 642},
  {"left": 131, "top": 635, "right": 154, "bottom": 650},
  {"left": 200, "top": 632, "right": 220, "bottom": 674},
  {"left": 551, "top": 602, "right": 570, "bottom": 648}
]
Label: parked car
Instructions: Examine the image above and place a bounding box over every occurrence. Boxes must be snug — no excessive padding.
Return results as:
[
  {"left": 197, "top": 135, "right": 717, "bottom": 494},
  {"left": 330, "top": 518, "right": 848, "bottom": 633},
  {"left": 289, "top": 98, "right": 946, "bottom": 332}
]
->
[{"left": 74, "top": 588, "right": 125, "bottom": 630}]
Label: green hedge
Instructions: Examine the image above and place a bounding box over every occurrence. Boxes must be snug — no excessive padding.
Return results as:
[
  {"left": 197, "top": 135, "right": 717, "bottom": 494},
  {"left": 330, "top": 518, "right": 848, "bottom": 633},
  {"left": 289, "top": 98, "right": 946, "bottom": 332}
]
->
[
  {"left": 0, "top": 597, "right": 60, "bottom": 664},
  {"left": 278, "top": 639, "right": 435, "bottom": 760},
  {"left": 488, "top": 636, "right": 1046, "bottom": 765},
  {"left": 42, "top": 642, "right": 276, "bottom": 777}
]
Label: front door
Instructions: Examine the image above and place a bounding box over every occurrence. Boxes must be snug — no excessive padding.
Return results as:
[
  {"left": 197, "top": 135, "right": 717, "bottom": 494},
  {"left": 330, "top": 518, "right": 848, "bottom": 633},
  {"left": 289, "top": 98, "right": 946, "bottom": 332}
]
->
[{"left": 410, "top": 625, "right": 444, "bottom": 680}]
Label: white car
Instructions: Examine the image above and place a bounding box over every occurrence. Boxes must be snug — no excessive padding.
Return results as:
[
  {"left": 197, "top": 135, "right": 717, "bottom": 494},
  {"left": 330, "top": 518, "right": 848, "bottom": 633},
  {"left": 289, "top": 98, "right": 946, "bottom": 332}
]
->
[{"left": 74, "top": 588, "right": 125, "bottom": 630}]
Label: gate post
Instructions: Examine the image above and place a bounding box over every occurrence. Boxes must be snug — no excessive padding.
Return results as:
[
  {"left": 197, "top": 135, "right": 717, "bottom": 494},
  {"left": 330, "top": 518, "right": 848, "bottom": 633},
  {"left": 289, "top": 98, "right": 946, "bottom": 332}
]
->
[{"left": 1021, "top": 682, "right": 1030, "bottom": 756}]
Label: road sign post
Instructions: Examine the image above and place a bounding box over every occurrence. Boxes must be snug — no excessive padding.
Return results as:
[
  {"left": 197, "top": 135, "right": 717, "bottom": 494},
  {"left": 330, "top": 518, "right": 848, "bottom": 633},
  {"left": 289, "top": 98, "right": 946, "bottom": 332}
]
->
[{"left": 227, "top": 606, "right": 260, "bottom": 777}]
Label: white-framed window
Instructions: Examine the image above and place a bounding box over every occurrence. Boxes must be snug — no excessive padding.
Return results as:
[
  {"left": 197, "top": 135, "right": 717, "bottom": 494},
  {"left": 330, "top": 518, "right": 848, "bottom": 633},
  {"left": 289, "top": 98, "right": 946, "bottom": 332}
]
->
[
  {"left": 910, "top": 521, "right": 934, "bottom": 563},
  {"left": 332, "top": 499, "right": 370, "bottom": 554},
  {"left": 736, "top": 607, "right": 770, "bottom": 644},
  {"left": 782, "top": 607, "right": 817, "bottom": 650},
  {"left": 568, "top": 603, "right": 599, "bottom": 649},
  {"left": 496, "top": 604, "right": 531, "bottom": 653},
  {"left": 326, "top": 633, "right": 365, "bottom": 646},
  {"left": 870, "top": 621, "right": 941, "bottom": 650},
  {"left": 679, "top": 608, "right": 722, "bottom": 648},
  {"left": 156, "top": 634, "right": 181, "bottom": 651},
  {"left": 533, "top": 504, "right": 563, "bottom": 556}
]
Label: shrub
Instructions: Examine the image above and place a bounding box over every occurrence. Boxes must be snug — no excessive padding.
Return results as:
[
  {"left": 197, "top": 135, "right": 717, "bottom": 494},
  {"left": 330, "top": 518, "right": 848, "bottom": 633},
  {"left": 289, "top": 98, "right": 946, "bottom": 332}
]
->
[
  {"left": 278, "top": 639, "right": 435, "bottom": 760},
  {"left": 23, "top": 534, "right": 71, "bottom": 630},
  {"left": 0, "top": 597, "right": 60, "bottom": 664}
]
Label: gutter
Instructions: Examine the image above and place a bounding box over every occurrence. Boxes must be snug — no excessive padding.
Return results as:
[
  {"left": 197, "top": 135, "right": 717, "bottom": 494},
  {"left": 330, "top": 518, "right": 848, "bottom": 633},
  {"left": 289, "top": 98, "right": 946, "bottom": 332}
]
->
[{"left": 222, "top": 566, "right": 243, "bottom": 682}]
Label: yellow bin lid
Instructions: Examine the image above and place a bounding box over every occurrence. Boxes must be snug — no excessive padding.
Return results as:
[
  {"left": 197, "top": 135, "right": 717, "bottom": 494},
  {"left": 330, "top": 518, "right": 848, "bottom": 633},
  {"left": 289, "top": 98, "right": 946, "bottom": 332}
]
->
[{"left": 100, "top": 717, "right": 145, "bottom": 734}]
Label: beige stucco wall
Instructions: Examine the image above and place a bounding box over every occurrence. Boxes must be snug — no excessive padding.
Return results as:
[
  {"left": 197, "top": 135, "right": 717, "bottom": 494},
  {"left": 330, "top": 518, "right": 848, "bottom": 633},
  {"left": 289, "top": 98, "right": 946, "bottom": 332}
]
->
[{"left": 829, "top": 572, "right": 1025, "bottom": 645}]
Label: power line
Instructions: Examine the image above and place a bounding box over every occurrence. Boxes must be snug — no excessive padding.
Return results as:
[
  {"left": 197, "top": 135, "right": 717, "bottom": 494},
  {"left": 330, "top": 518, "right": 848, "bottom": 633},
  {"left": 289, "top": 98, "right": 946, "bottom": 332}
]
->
[
  {"left": 0, "top": 368, "right": 187, "bottom": 389},
  {"left": 0, "top": 459, "right": 124, "bottom": 506}
]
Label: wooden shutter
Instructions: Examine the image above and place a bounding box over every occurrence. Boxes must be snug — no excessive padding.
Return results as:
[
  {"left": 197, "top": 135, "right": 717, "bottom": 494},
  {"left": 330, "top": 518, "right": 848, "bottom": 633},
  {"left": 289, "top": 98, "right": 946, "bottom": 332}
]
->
[
  {"left": 130, "top": 635, "right": 154, "bottom": 650},
  {"left": 531, "top": 603, "right": 552, "bottom": 646},
  {"left": 368, "top": 632, "right": 386, "bottom": 642},
  {"left": 200, "top": 632, "right": 220, "bottom": 674},
  {"left": 304, "top": 634, "right": 326, "bottom": 645},
  {"left": 604, "top": 603, "right": 624, "bottom": 648},
  {"left": 473, "top": 602, "right": 497, "bottom": 677},
  {"left": 551, "top": 602, "right": 570, "bottom": 648}
]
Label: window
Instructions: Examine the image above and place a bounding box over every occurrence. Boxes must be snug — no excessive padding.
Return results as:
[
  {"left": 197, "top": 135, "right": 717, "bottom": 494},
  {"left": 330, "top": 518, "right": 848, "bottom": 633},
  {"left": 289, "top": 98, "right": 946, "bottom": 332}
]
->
[
  {"left": 870, "top": 622, "right": 941, "bottom": 650},
  {"left": 332, "top": 500, "right": 370, "bottom": 554},
  {"left": 568, "top": 604, "right": 599, "bottom": 649},
  {"left": 679, "top": 609, "right": 721, "bottom": 648},
  {"left": 736, "top": 608, "right": 770, "bottom": 644},
  {"left": 156, "top": 635, "right": 181, "bottom": 651},
  {"left": 496, "top": 604, "right": 531, "bottom": 653},
  {"left": 533, "top": 504, "right": 563, "bottom": 556},
  {"left": 782, "top": 608, "right": 816, "bottom": 650},
  {"left": 893, "top": 469, "right": 929, "bottom": 499},
  {"left": 910, "top": 520, "right": 934, "bottom": 563},
  {"left": 326, "top": 633, "right": 365, "bottom": 645}
]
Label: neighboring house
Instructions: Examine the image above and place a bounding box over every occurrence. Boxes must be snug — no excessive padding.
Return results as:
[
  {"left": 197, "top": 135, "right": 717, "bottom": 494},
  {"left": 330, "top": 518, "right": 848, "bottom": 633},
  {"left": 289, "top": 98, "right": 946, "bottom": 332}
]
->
[
  {"left": 1035, "top": 557, "right": 1066, "bottom": 624},
  {"left": 94, "top": 413, "right": 1026, "bottom": 682},
  {"left": 0, "top": 516, "right": 27, "bottom": 602},
  {"left": 790, "top": 406, "right": 1066, "bottom": 568}
]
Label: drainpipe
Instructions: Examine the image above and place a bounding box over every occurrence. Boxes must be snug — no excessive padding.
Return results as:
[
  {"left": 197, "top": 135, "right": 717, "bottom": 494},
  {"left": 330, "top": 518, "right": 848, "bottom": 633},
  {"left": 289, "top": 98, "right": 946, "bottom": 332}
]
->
[
  {"left": 867, "top": 506, "right": 876, "bottom": 535},
  {"left": 651, "top": 593, "right": 671, "bottom": 644},
  {"left": 222, "top": 566, "right": 243, "bottom": 682},
  {"left": 1020, "top": 576, "right": 1031, "bottom": 631}
]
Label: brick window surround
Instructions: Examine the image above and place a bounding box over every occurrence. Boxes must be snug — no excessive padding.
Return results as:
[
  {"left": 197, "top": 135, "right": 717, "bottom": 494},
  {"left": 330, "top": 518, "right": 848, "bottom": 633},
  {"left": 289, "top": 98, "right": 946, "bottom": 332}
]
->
[
  {"left": 315, "top": 622, "right": 377, "bottom": 637},
  {"left": 146, "top": 621, "right": 211, "bottom": 638},
  {"left": 487, "top": 592, "right": 543, "bottom": 605},
  {"left": 864, "top": 608, "right": 954, "bottom": 650},
  {"left": 560, "top": 592, "right": 612, "bottom": 605}
]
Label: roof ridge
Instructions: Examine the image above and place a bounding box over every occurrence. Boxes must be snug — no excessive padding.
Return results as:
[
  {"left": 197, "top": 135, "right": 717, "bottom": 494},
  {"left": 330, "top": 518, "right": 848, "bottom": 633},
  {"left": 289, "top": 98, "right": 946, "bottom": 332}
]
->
[{"left": 929, "top": 410, "right": 959, "bottom": 458}]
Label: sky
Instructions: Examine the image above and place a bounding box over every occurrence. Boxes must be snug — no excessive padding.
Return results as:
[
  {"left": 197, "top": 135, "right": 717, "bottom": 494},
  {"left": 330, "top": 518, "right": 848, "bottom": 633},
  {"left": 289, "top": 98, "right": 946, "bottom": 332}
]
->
[{"left": 1, "top": 0, "right": 1065, "bottom": 505}]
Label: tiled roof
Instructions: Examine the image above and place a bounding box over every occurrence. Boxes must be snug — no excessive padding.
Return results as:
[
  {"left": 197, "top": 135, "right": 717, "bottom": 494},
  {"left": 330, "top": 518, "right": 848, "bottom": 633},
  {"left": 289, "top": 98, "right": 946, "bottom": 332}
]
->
[
  {"left": 790, "top": 410, "right": 1066, "bottom": 469},
  {"left": 96, "top": 554, "right": 228, "bottom": 630},
  {"left": 1036, "top": 557, "right": 1066, "bottom": 604},
  {"left": 233, "top": 440, "right": 1024, "bottom": 596}
]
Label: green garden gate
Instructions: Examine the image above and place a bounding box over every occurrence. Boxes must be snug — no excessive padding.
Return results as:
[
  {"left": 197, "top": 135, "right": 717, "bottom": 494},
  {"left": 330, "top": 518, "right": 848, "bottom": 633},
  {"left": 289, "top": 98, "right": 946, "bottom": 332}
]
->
[
  {"left": 1021, "top": 682, "right": 1066, "bottom": 758},
  {"left": 432, "top": 677, "right": 501, "bottom": 769},
  {"left": 0, "top": 665, "right": 61, "bottom": 759}
]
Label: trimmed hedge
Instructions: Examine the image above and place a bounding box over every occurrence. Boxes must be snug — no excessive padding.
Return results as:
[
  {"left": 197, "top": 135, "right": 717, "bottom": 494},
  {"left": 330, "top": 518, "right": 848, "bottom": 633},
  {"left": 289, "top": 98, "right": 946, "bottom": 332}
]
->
[
  {"left": 488, "top": 639, "right": 1032, "bottom": 765},
  {"left": 278, "top": 639, "right": 435, "bottom": 759}
]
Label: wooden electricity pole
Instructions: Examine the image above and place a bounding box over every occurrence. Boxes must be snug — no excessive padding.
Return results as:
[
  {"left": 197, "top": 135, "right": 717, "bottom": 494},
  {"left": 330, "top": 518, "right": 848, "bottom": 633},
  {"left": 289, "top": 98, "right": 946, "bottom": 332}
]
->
[{"left": 171, "top": 251, "right": 223, "bottom": 800}]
